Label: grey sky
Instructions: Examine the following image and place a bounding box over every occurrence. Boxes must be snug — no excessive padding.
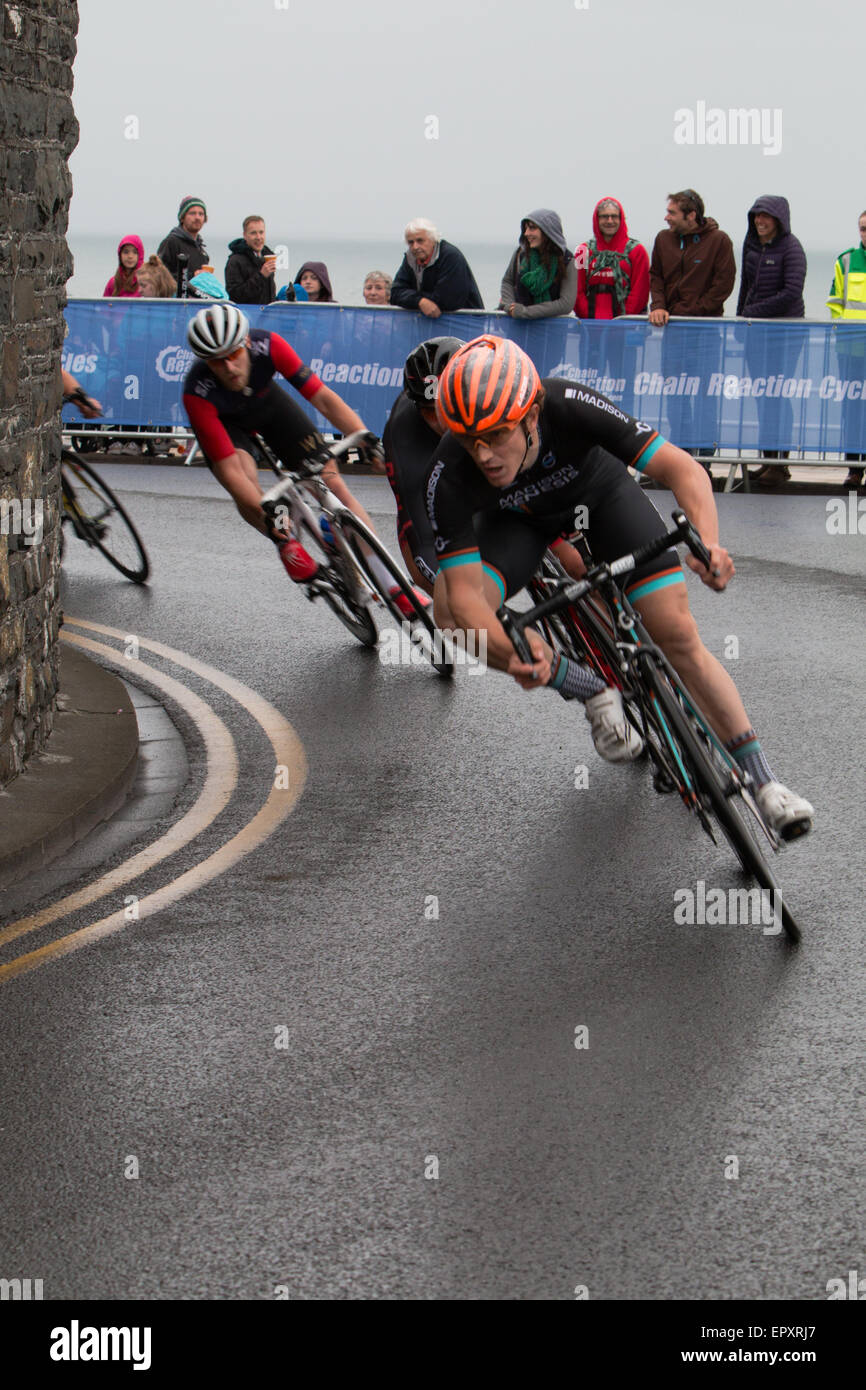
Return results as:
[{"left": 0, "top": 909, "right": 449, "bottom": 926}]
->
[{"left": 70, "top": 0, "right": 859, "bottom": 251}]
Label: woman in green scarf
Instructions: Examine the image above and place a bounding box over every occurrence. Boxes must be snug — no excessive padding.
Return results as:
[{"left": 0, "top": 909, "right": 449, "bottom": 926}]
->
[{"left": 499, "top": 209, "right": 577, "bottom": 319}]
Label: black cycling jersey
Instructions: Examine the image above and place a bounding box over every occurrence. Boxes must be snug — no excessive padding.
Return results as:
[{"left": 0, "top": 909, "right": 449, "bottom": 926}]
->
[
  {"left": 425, "top": 378, "right": 682, "bottom": 605},
  {"left": 382, "top": 390, "right": 440, "bottom": 585}
]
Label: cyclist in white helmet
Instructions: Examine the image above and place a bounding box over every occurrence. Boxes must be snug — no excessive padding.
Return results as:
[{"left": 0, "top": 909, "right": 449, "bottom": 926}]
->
[{"left": 183, "top": 303, "right": 427, "bottom": 613}]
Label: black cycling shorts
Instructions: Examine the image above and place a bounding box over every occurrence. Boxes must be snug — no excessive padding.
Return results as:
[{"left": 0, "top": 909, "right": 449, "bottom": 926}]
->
[
  {"left": 201, "top": 384, "right": 318, "bottom": 472},
  {"left": 470, "top": 454, "right": 683, "bottom": 605}
]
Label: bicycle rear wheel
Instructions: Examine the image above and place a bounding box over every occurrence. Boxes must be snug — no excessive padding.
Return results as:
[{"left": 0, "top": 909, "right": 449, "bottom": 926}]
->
[
  {"left": 335, "top": 511, "right": 454, "bottom": 678},
  {"left": 61, "top": 451, "right": 150, "bottom": 583},
  {"left": 641, "top": 660, "right": 801, "bottom": 942}
]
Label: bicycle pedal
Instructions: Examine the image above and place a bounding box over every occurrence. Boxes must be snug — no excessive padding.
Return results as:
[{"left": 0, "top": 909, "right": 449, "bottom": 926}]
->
[
  {"left": 778, "top": 817, "right": 811, "bottom": 843},
  {"left": 652, "top": 770, "right": 676, "bottom": 794}
]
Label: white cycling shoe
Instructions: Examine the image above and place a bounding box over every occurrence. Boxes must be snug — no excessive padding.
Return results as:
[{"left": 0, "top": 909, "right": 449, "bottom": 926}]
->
[
  {"left": 585, "top": 686, "right": 644, "bottom": 763},
  {"left": 755, "top": 781, "right": 814, "bottom": 841}
]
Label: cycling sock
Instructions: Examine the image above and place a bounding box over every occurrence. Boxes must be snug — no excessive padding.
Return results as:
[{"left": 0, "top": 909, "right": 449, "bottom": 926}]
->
[
  {"left": 550, "top": 653, "right": 607, "bottom": 701},
  {"left": 725, "top": 729, "right": 775, "bottom": 788}
]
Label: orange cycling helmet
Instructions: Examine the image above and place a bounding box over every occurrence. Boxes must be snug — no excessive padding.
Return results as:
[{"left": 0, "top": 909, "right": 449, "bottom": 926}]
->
[{"left": 435, "top": 335, "right": 541, "bottom": 435}]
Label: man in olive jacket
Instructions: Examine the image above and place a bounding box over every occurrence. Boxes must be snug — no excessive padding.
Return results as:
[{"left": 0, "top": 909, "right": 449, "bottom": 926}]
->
[{"left": 649, "top": 190, "right": 736, "bottom": 463}]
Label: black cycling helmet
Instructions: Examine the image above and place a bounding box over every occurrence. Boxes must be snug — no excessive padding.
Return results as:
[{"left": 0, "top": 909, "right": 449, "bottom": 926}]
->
[{"left": 403, "top": 336, "right": 465, "bottom": 407}]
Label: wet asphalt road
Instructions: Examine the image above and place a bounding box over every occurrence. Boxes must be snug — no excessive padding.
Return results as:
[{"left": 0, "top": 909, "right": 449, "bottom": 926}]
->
[{"left": 1, "top": 464, "right": 864, "bottom": 1302}]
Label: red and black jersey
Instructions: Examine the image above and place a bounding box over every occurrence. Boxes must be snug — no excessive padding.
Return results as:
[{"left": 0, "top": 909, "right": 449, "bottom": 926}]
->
[{"left": 183, "top": 328, "right": 323, "bottom": 464}]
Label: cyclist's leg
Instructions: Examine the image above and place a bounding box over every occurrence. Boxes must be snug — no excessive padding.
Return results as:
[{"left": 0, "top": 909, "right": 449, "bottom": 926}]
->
[
  {"left": 432, "top": 510, "right": 550, "bottom": 633},
  {"left": 581, "top": 458, "right": 748, "bottom": 737},
  {"left": 207, "top": 432, "right": 273, "bottom": 534},
  {"left": 252, "top": 384, "right": 380, "bottom": 534},
  {"left": 254, "top": 385, "right": 428, "bottom": 607},
  {"left": 383, "top": 454, "right": 438, "bottom": 597},
  {"left": 584, "top": 460, "right": 812, "bottom": 825},
  {"left": 629, "top": 584, "right": 748, "bottom": 741}
]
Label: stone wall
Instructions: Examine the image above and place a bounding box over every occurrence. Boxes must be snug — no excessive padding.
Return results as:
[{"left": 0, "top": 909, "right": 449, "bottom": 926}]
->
[{"left": 0, "top": 0, "right": 79, "bottom": 786}]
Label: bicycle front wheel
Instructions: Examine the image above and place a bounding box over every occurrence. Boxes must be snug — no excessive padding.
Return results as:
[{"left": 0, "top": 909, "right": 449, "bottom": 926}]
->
[
  {"left": 335, "top": 511, "right": 454, "bottom": 678},
  {"left": 642, "top": 661, "right": 801, "bottom": 943},
  {"left": 61, "top": 451, "right": 150, "bottom": 583}
]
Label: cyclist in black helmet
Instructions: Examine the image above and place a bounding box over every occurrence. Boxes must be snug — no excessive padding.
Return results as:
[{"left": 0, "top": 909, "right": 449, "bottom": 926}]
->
[{"left": 382, "top": 337, "right": 465, "bottom": 594}]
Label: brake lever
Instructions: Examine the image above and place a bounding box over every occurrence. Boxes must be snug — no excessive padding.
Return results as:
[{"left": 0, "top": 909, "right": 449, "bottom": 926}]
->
[
  {"left": 671, "top": 509, "right": 713, "bottom": 573},
  {"left": 497, "top": 605, "right": 535, "bottom": 666}
]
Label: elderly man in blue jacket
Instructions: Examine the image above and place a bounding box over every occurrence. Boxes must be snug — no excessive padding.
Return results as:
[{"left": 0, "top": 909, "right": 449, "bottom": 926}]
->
[{"left": 390, "top": 218, "right": 484, "bottom": 317}]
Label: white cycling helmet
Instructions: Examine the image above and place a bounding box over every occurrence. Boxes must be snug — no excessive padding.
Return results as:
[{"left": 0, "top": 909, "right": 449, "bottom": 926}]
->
[{"left": 187, "top": 303, "right": 250, "bottom": 359}]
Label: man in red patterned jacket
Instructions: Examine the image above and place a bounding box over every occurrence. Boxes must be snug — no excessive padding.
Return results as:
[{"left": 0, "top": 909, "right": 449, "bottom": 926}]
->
[{"left": 573, "top": 197, "right": 649, "bottom": 320}]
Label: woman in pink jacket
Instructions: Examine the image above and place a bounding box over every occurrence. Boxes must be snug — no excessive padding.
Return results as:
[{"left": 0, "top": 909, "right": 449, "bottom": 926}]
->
[{"left": 103, "top": 235, "right": 145, "bottom": 297}]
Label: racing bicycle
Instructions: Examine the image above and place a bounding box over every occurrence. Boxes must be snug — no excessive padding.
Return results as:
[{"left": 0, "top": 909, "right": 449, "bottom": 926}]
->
[
  {"left": 500, "top": 512, "right": 804, "bottom": 942},
  {"left": 258, "top": 431, "right": 453, "bottom": 677}
]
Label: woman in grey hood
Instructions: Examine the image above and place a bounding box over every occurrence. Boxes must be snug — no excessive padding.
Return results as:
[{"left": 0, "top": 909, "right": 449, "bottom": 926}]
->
[{"left": 499, "top": 209, "right": 577, "bottom": 318}]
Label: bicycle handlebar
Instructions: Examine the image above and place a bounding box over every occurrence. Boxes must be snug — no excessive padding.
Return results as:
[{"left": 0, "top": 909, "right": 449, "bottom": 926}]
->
[
  {"left": 62, "top": 387, "right": 103, "bottom": 417},
  {"left": 497, "top": 511, "right": 715, "bottom": 661},
  {"left": 259, "top": 430, "right": 381, "bottom": 513}
]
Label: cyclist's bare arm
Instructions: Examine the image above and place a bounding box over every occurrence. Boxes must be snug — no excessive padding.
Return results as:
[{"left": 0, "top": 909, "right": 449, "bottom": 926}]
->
[
  {"left": 61, "top": 368, "right": 102, "bottom": 418},
  {"left": 210, "top": 450, "right": 273, "bottom": 535},
  {"left": 303, "top": 383, "right": 381, "bottom": 533},
  {"left": 640, "top": 442, "right": 734, "bottom": 589},
  {"left": 434, "top": 560, "right": 552, "bottom": 686}
]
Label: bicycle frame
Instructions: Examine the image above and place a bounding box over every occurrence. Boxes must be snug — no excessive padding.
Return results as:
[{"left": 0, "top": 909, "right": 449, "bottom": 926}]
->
[{"left": 510, "top": 514, "right": 781, "bottom": 847}]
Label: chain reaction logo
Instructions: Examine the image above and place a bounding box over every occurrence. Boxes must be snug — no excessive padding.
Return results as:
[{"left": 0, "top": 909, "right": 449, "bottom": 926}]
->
[{"left": 155, "top": 344, "right": 195, "bottom": 381}]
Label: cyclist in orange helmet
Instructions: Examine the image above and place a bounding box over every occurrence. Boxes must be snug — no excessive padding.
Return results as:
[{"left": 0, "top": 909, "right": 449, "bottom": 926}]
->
[{"left": 425, "top": 335, "right": 813, "bottom": 834}]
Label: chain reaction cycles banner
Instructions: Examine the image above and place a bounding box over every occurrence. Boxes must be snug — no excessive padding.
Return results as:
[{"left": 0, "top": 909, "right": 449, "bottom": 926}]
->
[{"left": 63, "top": 300, "right": 866, "bottom": 453}]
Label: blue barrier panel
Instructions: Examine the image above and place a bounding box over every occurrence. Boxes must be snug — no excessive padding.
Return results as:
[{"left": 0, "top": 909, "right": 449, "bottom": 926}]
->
[{"left": 62, "top": 300, "right": 866, "bottom": 453}]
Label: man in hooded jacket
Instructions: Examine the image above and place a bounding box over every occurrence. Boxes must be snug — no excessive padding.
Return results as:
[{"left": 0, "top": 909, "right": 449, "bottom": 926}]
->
[
  {"left": 649, "top": 190, "right": 736, "bottom": 467},
  {"left": 574, "top": 198, "right": 649, "bottom": 320},
  {"left": 574, "top": 197, "right": 650, "bottom": 415}
]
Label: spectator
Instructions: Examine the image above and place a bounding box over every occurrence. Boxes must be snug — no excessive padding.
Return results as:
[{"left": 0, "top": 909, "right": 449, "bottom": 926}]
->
[
  {"left": 225, "top": 216, "right": 277, "bottom": 305},
  {"left": 157, "top": 196, "right": 210, "bottom": 292},
  {"left": 737, "top": 196, "right": 807, "bottom": 487},
  {"left": 650, "top": 190, "right": 735, "bottom": 322},
  {"left": 499, "top": 209, "right": 576, "bottom": 318},
  {"left": 827, "top": 211, "right": 866, "bottom": 488},
  {"left": 293, "top": 261, "right": 335, "bottom": 303},
  {"left": 390, "top": 218, "right": 483, "bottom": 317},
  {"left": 649, "top": 189, "right": 736, "bottom": 464},
  {"left": 103, "top": 236, "right": 144, "bottom": 298},
  {"left": 574, "top": 198, "right": 649, "bottom": 318},
  {"left": 363, "top": 271, "right": 392, "bottom": 305},
  {"left": 136, "top": 254, "right": 176, "bottom": 298}
]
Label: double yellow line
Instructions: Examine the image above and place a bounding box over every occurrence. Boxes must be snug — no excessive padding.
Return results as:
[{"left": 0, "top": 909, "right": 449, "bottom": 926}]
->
[{"left": 0, "top": 618, "right": 307, "bottom": 984}]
